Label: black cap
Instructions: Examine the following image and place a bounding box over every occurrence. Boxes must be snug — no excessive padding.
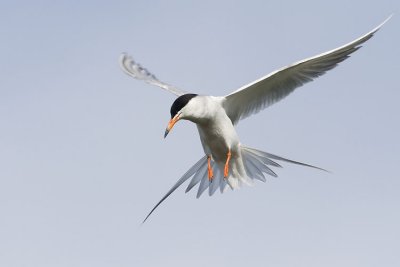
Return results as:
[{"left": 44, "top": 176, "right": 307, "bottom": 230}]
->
[{"left": 170, "top": 93, "right": 197, "bottom": 118}]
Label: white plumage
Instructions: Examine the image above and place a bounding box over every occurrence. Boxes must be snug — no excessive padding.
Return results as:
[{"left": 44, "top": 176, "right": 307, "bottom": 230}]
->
[{"left": 119, "top": 16, "right": 390, "bottom": 222}]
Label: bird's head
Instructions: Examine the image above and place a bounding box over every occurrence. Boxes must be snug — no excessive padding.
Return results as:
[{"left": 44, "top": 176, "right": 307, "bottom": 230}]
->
[{"left": 164, "top": 93, "right": 198, "bottom": 138}]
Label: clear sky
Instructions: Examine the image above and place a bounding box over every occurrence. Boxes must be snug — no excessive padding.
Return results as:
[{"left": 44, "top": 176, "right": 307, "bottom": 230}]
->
[{"left": 1, "top": 1, "right": 399, "bottom": 266}]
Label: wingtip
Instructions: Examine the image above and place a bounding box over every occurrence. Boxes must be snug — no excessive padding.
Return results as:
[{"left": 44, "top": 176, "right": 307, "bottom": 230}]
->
[
  {"left": 119, "top": 52, "right": 132, "bottom": 76},
  {"left": 119, "top": 52, "right": 129, "bottom": 63},
  {"left": 385, "top": 13, "right": 394, "bottom": 22},
  {"left": 372, "top": 14, "right": 393, "bottom": 32},
  {"left": 381, "top": 14, "right": 393, "bottom": 25}
]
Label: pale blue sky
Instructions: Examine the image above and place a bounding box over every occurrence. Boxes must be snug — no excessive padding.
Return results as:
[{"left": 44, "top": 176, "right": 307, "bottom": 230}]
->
[{"left": 1, "top": 1, "right": 399, "bottom": 266}]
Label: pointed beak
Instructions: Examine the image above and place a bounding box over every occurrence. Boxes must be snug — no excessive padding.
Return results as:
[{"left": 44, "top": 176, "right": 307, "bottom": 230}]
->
[{"left": 164, "top": 114, "right": 180, "bottom": 138}]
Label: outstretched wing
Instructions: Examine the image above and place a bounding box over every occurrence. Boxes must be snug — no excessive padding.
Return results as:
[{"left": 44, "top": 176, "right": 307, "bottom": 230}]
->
[
  {"left": 119, "top": 53, "right": 186, "bottom": 96},
  {"left": 222, "top": 16, "right": 391, "bottom": 125}
]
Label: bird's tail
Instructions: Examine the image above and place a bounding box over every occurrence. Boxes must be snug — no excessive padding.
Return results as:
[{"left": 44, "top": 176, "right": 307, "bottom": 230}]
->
[
  {"left": 142, "top": 145, "right": 326, "bottom": 223},
  {"left": 240, "top": 145, "right": 327, "bottom": 180}
]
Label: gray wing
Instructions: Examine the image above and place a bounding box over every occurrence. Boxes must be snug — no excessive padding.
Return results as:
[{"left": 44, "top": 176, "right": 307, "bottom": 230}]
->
[
  {"left": 119, "top": 53, "right": 186, "bottom": 96},
  {"left": 222, "top": 16, "right": 391, "bottom": 125}
]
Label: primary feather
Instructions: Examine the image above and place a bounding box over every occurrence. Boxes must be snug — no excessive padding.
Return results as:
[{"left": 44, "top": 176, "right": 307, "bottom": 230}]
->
[
  {"left": 119, "top": 53, "right": 186, "bottom": 96},
  {"left": 222, "top": 16, "right": 391, "bottom": 124}
]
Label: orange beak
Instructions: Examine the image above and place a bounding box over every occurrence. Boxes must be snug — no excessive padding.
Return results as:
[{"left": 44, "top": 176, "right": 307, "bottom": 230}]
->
[{"left": 164, "top": 114, "right": 180, "bottom": 138}]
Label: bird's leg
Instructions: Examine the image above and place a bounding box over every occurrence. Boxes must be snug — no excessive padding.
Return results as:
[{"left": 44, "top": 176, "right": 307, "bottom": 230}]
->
[
  {"left": 224, "top": 150, "right": 231, "bottom": 178},
  {"left": 207, "top": 155, "right": 214, "bottom": 181}
]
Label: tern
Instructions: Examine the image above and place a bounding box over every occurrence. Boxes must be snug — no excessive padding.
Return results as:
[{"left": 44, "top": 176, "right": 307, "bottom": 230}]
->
[{"left": 120, "top": 17, "right": 390, "bottom": 222}]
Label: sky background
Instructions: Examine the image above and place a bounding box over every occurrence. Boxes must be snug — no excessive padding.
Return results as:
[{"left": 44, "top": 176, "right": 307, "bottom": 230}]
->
[{"left": 1, "top": 1, "right": 399, "bottom": 266}]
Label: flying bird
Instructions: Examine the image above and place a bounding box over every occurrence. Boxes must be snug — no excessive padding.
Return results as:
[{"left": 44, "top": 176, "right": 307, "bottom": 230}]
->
[{"left": 120, "top": 17, "right": 390, "bottom": 223}]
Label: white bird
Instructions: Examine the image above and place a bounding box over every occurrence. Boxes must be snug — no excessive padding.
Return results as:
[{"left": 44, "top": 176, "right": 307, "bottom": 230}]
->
[{"left": 120, "top": 17, "right": 390, "bottom": 223}]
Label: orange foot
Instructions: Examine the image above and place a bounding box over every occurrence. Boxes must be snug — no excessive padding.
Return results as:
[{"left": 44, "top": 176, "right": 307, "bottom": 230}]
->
[
  {"left": 207, "top": 156, "right": 214, "bottom": 181},
  {"left": 224, "top": 150, "right": 231, "bottom": 178}
]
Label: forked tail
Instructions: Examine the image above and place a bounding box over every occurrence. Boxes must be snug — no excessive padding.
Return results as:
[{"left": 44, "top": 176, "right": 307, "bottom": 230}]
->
[{"left": 142, "top": 145, "right": 327, "bottom": 223}]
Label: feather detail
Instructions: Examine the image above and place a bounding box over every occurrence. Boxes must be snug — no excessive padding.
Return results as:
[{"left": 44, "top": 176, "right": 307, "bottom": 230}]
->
[
  {"left": 222, "top": 16, "right": 391, "bottom": 124},
  {"left": 119, "top": 53, "right": 186, "bottom": 96}
]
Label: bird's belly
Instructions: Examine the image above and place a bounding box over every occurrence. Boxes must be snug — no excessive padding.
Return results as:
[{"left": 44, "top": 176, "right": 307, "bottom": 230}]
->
[
  {"left": 197, "top": 119, "right": 239, "bottom": 163},
  {"left": 197, "top": 119, "right": 248, "bottom": 181}
]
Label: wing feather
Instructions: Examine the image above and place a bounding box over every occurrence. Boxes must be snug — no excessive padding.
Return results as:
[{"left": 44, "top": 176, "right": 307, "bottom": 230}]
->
[
  {"left": 222, "top": 16, "right": 391, "bottom": 124},
  {"left": 119, "top": 53, "right": 186, "bottom": 96}
]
